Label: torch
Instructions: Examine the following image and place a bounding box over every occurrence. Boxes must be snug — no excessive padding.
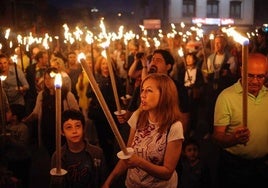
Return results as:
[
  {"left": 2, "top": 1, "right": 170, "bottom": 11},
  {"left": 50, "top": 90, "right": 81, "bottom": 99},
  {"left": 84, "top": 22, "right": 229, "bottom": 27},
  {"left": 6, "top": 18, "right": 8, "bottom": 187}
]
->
[
  {"left": 11, "top": 55, "right": 21, "bottom": 92},
  {"left": 222, "top": 27, "right": 249, "bottom": 127},
  {"left": 50, "top": 73, "right": 67, "bottom": 187},
  {"left": 178, "top": 47, "right": 192, "bottom": 86},
  {"left": 101, "top": 41, "right": 126, "bottom": 117},
  {"left": 78, "top": 53, "right": 133, "bottom": 159},
  {"left": 99, "top": 19, "right": 126, "bottom": 117},
  {"left": 0, "top": 75, "right": 7, "bottom": 136}
]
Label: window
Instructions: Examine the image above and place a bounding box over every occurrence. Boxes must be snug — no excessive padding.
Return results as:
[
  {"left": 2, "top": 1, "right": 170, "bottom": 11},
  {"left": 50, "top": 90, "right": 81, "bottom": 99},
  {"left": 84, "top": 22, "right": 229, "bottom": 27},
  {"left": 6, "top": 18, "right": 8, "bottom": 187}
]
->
[
  {"left": 183, "top": 0, "right": 196, "bottom": 17},
  {"left": 207, "top": 0, "right": 219, "bottom": 18},
  {"left": 230, "top": 1, "right": 241, "bottom": 19}
]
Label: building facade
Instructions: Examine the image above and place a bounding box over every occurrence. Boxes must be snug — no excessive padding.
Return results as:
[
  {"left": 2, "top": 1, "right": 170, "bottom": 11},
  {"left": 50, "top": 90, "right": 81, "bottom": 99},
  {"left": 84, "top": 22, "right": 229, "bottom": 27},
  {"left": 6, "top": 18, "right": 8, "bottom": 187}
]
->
[{"left": 169, "top": 0, "right": 254, "bottom": 29}]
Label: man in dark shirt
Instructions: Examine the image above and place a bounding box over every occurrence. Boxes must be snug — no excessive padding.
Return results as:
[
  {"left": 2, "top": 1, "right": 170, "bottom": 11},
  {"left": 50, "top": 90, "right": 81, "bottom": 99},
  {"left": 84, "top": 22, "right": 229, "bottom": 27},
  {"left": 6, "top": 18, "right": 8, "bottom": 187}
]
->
[{"left": 118, "top": 49, "right": 190, "bottom": 134}]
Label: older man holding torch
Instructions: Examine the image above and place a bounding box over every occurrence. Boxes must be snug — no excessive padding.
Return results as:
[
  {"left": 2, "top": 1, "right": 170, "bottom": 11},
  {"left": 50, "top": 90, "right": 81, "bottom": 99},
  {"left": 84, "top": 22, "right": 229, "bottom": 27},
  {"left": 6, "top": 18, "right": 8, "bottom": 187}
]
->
[{"left": 212, "top": 53, "right": 268, "bottom": 188}]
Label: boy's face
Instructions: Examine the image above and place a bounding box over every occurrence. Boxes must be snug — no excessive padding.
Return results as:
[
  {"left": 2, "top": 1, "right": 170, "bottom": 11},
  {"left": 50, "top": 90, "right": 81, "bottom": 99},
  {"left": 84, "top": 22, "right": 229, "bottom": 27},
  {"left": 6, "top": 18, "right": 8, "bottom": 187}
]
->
[
  {"left": 62, "top": 119, "right": 83, "bottom": 143},
  {"left": 184, "top": 144, "right": 199, "bottom": 162}
]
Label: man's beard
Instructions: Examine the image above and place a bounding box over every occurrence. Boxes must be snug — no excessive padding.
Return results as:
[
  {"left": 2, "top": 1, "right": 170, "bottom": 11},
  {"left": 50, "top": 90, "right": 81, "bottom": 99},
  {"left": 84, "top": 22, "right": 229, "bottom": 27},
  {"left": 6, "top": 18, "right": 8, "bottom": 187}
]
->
[{"left": 148, "top": 65, "right": 157, "bottom": 74}]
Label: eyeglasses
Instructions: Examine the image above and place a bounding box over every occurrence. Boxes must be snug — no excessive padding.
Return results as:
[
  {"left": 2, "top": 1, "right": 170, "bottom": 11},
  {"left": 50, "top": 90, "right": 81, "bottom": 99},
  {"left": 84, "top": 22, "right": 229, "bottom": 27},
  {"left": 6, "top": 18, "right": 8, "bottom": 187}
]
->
[{"left": 247, "top": 73, "right": 266, "bottom": 81}]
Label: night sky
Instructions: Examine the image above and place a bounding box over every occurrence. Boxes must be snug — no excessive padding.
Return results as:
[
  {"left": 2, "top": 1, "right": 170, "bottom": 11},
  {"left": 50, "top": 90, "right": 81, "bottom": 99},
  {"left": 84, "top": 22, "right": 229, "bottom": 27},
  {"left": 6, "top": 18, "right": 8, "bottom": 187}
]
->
[{"left": 48, "top": 0, "right": 135, "bottom": 12}]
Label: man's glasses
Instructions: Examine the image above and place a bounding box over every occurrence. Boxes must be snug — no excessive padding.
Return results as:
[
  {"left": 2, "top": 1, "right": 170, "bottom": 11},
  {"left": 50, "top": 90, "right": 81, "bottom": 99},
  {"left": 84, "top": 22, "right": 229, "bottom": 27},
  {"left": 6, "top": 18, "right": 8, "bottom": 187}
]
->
[{"left": 248, "top": 73, "right": 266, "bottom": 81}]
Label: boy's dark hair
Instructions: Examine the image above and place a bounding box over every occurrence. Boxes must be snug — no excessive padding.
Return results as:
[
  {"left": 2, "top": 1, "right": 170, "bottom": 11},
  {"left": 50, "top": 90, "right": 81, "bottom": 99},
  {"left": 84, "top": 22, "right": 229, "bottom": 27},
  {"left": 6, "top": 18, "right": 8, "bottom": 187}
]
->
[
  {"left": 182, "top": 138, "right": 200, "bottom": 151},
  {"left": 10, "top": 104, "right": 26, "bottom": 121},
  {"left": 62, "top": 109, "right": 85, "bottom": 130}
]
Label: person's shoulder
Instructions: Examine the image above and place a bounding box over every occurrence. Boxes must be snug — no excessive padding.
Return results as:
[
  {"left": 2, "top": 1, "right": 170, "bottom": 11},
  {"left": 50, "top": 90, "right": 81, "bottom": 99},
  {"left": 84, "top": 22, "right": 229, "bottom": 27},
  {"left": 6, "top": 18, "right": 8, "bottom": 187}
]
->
[
  {"left": 27, "top": 63, "right": 36, "bottom": 69},
  {"left": 208, "top": 52, "right": 216, "bottom": 58},
  {"left": 36, "top": 90, "right": 44, "bottom": 99},
  {"left": 171, "top": 77, "right": 184, "bottom": 86},
  {"left": 61, "top": 71, "right": 69, "bottom": 77},
  {"left": 171, "top": 120, "right": 183, "bottom": 130},
  {"left": 217, "top": 82, "right": 238, "bottom": 99},
  {"left": 168, "top": 121, "right": 184, "bottom": 141},
  {"left": 77, "top": 63, "right": 83, "bottom": 70},
  {"left": 222, "top": 81, "right": 238, "bottom": 93},
  {"left": 8, "top": 65, "right": 15, "bottom": 72},
  {"left": 127, "top": 108, "right": 140, "bottom": 128},
  {"left": 38, "top": 90, "right": 45, "bottom": 95},
  {"left": 94, "top": 73, "right": 102, "bottom": 80},
  {"left": 66, "top": 91, "right": 75, "bottom": 96},
  {"left": 25, "top": 63, "right": 37, "bottom": 73},
  {"left": 87, "top": 143, "right": 102, "bottom": 150},
  {"left": 85, "top": 143, "right": 104, "bottom": 157},
  {"left": 225, "top": 50, "right": 234, "bottom": 57}
]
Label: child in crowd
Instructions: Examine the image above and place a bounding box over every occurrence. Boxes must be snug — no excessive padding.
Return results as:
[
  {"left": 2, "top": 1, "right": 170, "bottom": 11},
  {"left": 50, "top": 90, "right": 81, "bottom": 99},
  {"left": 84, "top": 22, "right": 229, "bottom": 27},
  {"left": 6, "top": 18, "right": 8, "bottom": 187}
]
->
[
  {"left": 179, "top": 138, "right": 210, "bottom": 188},
  {"left": 7, "top": 104, "right": 29, "bottom": 145},
  {"left": 5, "top": 104, "right": 31, "bottom": 188},
  {"left": 51, "top": 109, "right": 107, "bottom": 187}
]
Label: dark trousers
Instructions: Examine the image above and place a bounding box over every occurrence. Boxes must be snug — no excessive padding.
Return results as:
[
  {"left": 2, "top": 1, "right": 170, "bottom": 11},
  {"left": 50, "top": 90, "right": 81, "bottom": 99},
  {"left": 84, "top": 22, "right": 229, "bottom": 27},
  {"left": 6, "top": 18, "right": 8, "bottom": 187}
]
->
[{"left": 219, "top": 150, "right": 268, "bottom": 188}]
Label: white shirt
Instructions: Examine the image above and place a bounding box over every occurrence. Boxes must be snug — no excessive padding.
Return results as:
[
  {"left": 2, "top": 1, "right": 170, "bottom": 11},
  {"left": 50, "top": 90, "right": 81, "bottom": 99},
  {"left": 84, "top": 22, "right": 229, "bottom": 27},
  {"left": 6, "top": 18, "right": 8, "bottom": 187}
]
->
[{"left": 126, "top": 109, "right": 184, "bottom": 188}]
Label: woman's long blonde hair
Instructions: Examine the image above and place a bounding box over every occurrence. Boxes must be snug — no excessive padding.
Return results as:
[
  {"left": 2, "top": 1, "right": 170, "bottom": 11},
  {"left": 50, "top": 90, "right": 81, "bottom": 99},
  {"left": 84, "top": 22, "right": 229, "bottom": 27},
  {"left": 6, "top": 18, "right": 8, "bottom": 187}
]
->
[
  {"left": 94, "top": 56, "right": 107, "bottom": 75},
  {"left": 137, "top": 73, "right": 182, "bottom": 133}
]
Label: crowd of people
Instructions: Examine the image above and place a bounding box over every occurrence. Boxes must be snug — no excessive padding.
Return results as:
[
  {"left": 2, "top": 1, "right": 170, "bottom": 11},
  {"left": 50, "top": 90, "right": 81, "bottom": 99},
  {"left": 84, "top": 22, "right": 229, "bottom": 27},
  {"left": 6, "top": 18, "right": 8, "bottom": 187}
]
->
[{"left": 0, "top": 26, "right": 268, "bottom": 188}]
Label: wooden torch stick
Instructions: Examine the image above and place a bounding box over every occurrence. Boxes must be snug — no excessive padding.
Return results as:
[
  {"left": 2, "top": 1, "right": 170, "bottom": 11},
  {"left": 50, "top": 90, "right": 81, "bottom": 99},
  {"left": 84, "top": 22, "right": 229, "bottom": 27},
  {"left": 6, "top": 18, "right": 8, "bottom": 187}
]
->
[
  {"left": 0, "top": 76, "right": 7, "bottom": 136},
  {"left": 78, "top": 53, "right": 128, "bottom": 155},
  {"left": 19, "top": 45, "right": 24, "bottom": 72},
  {"left": 11, "top": 55, "right": 20, "bottom": 92},
  {"left": 242, "top": 44, "right": 249, "bottom": 127},
  {"left": 50, "top": 73, "right": 67, "bottom": 179},
  {"left": 55, "top": 73, "right": 62, "bottom": 174},
  {"left": 222, "top": 27, "right": 249, "bottom": 127},
  {"left": 104, "top": 47, "right": 122, "bottom": 113}
]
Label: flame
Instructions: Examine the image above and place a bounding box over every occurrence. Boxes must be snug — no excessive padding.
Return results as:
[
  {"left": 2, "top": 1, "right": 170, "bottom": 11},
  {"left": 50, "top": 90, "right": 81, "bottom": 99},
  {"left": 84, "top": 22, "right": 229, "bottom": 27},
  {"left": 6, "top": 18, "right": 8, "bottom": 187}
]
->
[
  {"left": 0, "top": 75, "right": 7, "bottom": 81},
  {"left": 222, "top": 27, "right": 249, "bottom": 45},
  {"left": 209, "top": 33, "right": 215, "bottom": 40},
  {"left": 11, "top": 55, "right": 18, "bottom": 64},
  {"left": 17, "top": 35, "right": 23, "bottom": 44},
  {"left": 5, "top": 29, "right": 10, "bottom": 39},
  {"left": 54, "top": 73, "right": 62, "bottom": 88},
  {"left": 77, "top": 53, "right": 86, "bottom": 62},
  {"left": 178, "top": 47, "right": 184, "bottom": 57}
]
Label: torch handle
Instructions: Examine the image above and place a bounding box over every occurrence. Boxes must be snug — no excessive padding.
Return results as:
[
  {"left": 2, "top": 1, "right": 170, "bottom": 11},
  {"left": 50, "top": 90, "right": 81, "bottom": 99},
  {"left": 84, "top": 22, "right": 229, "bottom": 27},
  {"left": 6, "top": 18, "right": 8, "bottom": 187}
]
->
[
  {"left": 80, "top": 58, "right": 128, "bottom": 155},
  {"left": 242, "top": 45, "right": 248, "bottom": 127},
  {"left": 105, "top": 48, "right": 122, "bottom": 112}
]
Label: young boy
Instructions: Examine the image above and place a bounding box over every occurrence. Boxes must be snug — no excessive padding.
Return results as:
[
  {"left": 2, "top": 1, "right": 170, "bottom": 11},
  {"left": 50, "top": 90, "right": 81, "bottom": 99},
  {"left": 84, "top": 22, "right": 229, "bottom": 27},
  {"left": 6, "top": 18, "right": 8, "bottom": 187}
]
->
[
  {"left": 5, "top": 104, "right": 31, "bottom": 188},
  {"left": 179, "top": 138, "right": 210, "bottom": 188},
  {"left": 7, "top": 104, "right": 29, "bottom": 145},
  {"left": 51, "top": 109, "right": 107, "bottom": 187}
]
